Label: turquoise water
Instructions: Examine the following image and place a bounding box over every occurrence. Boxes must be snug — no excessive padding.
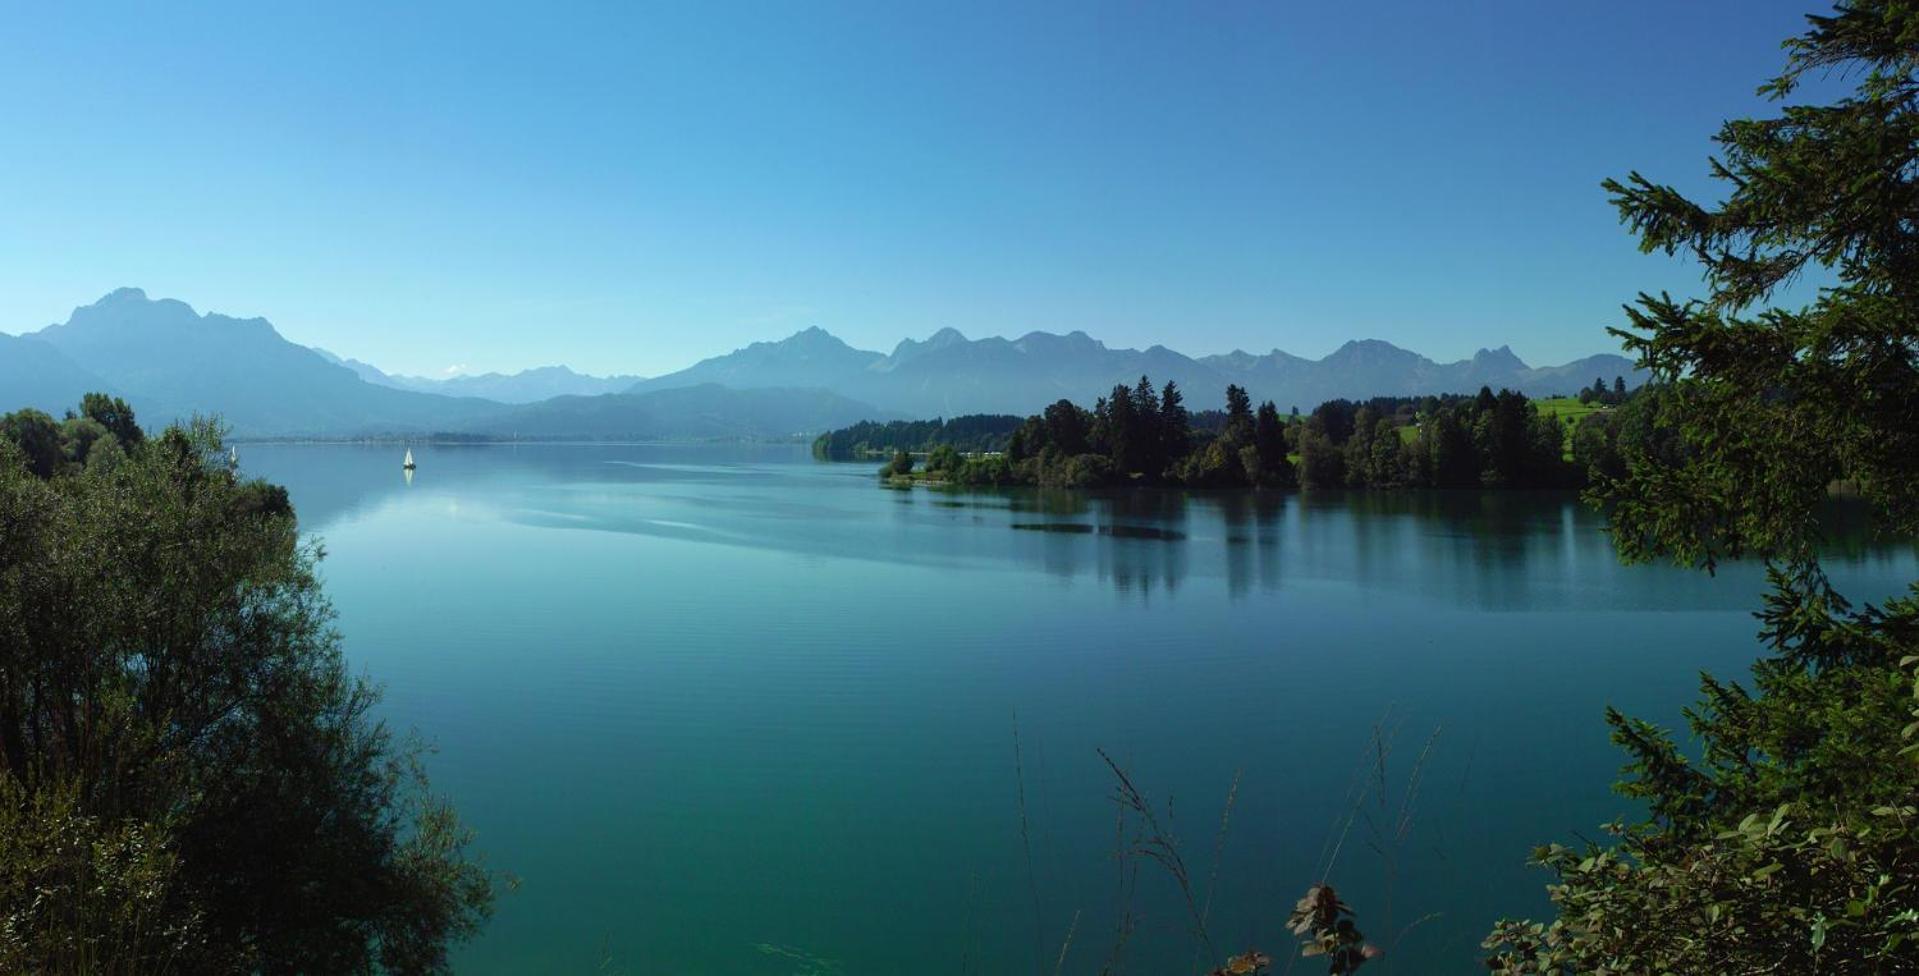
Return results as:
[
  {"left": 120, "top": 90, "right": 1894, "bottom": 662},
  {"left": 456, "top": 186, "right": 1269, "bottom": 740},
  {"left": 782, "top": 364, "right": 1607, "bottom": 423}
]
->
[{"left": 243, "top": 443, "right": 1918, "bottom": 974}]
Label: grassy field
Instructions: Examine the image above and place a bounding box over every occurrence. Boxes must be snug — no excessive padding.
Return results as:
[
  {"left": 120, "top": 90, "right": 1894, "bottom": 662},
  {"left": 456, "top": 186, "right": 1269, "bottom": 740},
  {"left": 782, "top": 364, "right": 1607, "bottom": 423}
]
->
[
  {"left": 1385, "top": 397, "right": 1608, "bottom": 457},
  {"left": 1535, "top": 396, "right": 1609, "bottom": 426},
  {"left": 1538, "top": 397, "right": 1611, "bottom": 458}
]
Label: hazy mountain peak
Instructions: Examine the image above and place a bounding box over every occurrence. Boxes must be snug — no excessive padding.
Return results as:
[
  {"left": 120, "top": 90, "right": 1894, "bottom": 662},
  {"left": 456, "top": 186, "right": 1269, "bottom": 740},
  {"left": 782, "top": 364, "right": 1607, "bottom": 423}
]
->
[
  {"left": 632, "top": 323, "right": 883, "bottom": 395},
  {"left": 1335, "top": 338, "right": 1396, "bottom": 352},
  {"left": 1013, "top": 329, "right": 1107, "bottom": 354},
  {"left": 887, "top": 326, "right": 970, "bottom": 363},
  {"left": 99, "top": 286, "right": 150, "bottom": 305},
  {"left": 67, "top": 286, "right": 201, "bottom": 326},
  {"left": 514, "top": 365, "right": 584, "bottom": 379},
  {"left": 51, "top": 288, "right": 283, "bottom": 345},
  {"left": 1204, "top": 349, "right": 1261, "bottom": 371},
  {"left": 1471, "top": 345, "right": 1528, "bottom": 370},
  {"left": 338, "top": 361, "right": 649, "bottom": 403},
  {"left": 784, "top": 325, "right": 846, "bottom": 346},
  {"left": 1325, "top": 338, "right": 1423, "bottom": 365}
]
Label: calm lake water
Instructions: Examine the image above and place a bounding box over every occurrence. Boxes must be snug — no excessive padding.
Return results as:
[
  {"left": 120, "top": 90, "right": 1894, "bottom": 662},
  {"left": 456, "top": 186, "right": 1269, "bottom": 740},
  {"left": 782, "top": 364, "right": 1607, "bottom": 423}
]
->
[{"left": 243, "top": 442, "right": 1917, "bottom": 975}]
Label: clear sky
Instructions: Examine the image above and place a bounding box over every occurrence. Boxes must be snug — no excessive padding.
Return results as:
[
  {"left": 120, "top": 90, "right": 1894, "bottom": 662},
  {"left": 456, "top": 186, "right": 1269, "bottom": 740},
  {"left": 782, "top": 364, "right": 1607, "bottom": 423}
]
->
[{"left": 0, "top": 1, "right": 1834, "bottom": 377}]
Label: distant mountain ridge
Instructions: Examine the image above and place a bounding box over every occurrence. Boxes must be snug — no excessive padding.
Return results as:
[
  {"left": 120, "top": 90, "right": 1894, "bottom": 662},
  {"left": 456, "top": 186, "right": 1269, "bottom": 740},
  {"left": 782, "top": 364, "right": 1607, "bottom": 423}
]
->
[
  {"left": 1, "top": 288, "right": 1646, "bottom": 439},
  {"left": 17, "top": 288, "right": 502, "bottom": 437},
  {"left": 315, "top": 350, "right": 644, "bottom": 403},
  {"left": 460, "top": 383, "right": 885, "bottom": 440},
  {"left": 636, "top": 327, "right": 1647, "bottom": 418},
  {"left": 3, "top": 289, "right": 886, "bottom": 440}
]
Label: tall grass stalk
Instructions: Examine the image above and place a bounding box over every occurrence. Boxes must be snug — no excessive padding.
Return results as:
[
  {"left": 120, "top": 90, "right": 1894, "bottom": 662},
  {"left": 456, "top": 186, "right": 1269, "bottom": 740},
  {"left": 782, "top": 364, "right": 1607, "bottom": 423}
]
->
[{"left": 1097, "top": 748, "right": 1214, "bottom": 963}]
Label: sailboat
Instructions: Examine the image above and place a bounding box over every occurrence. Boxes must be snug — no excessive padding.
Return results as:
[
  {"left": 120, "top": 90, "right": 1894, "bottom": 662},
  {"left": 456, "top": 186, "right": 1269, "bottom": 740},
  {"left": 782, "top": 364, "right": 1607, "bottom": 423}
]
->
[
  {"left": 228, "top": 446, "right": 238, "bottom": 468},
  {"left": 402, "top": 449, "right": 416, "bottom": 471}
]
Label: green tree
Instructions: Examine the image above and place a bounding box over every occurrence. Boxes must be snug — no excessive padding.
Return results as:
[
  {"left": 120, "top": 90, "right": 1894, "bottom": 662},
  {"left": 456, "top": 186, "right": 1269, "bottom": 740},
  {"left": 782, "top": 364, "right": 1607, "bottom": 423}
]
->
[
  {"left": 1486, "top": 6, "right": 1919, "bottom": 969},
  {"left": 78, "top": 392, "right": 143, "bottom": 448},
  {"left": 1342, "top": 406, "right": 1378, "bottom": 487},
  {"left": 1132, "top": 375, "right": 1163, "bottom": 477},
  {"left": 0, "top": 409, "right": 64, "bottom": 479},
  {"left": 1253, "top": 400, "right": 1297, "bottom": 490},
  {"left": 1160, "top": 380, "right": 1192, "bottom": 465},
  {"left": 1477, "top": 389, "right": 1531, "bottom": 487},
  {"left": 0, "top": 407, "right": 494, "bottom": 974},
  {"left": 1223, "top": 384, "right": 1254, "bottom": 444},
  {"left": 58, "top": 416, "right": 112, "bottom": 467},
  {"left": 1297, "top": 416, "right": 1345, "bottom": 490},
  {"left": 1422, "top": 407, "right": 1476, "bottom": 488},
  {"left": 1367, "top": 418, "right": 1402, "bottom": 488},
  {"left": 1041, "top": 399, "right": 1091, "bottom": 456},
  {"left": 925, "top": 443, "right": 961, "bottom": 474},
  {"left": 881, "top": 449, "right": 914, "bottom": 478},
  {"left": 1569, "top": 409, "right": 1625, "bottom": 484},
  {"left": 1311, "top": 399, "right": 1357, "bottom": 444},
  {"left": 1006, "top": 422, "right": 1032, "bottom": 463}
]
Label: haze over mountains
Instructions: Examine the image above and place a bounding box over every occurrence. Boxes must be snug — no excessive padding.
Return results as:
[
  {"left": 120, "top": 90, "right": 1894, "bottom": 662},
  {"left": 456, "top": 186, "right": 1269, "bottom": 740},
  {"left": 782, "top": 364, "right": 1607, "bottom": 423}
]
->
[
  {"left": 635, "top": 326, "right": 1644, "bottom": 420},
  {"left": 0, "top": 289, "right": 1645, "bottom": 440},
  {"left": 316, "top": 351, "right": 645, "bottom": 404}
]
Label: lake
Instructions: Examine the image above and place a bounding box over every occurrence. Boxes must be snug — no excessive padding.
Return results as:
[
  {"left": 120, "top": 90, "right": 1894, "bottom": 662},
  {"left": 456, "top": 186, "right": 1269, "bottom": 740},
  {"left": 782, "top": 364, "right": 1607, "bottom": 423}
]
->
[{"left": 242, "top": 442, "right": 1918, "bottom": 974}]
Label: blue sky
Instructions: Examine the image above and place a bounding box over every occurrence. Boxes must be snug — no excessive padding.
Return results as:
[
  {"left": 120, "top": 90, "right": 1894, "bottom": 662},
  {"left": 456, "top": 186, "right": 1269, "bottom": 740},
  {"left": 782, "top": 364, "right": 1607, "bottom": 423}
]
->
[{"left": 0, "top": 1, "right": 1832, "bottom": 377}]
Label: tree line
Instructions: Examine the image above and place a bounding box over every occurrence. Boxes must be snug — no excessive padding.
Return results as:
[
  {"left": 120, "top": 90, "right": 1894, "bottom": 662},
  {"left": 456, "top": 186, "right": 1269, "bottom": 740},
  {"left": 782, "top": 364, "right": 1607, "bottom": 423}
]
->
[
  {"left": 838, "top": 379, "right": 1650, "bottom": 492},
  {"left": 1576, "top": 374, "right": 1631, "bottom": 406},
  {"left": 811, "top": 414, "right": 1025, "bottom": 459}
]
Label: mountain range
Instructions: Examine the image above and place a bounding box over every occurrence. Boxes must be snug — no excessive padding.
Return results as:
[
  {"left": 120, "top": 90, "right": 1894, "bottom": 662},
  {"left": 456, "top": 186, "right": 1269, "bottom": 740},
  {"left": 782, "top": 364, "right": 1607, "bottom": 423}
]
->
[
  {"left": 0, "top": 288, "right": 1646, "bottom": 440},
  {"left": 635, "top": 325, "right": 1645, "bottom": 418},
  {"left": 315, "top": 350, "right": 645, "bottom": 403}
]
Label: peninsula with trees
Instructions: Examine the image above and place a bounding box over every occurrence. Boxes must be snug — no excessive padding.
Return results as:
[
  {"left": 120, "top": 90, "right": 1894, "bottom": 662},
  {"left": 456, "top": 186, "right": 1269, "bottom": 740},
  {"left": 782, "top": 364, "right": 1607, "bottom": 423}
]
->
[{"left": 818, "top": 377, "right": 1644, "bottom": 492}]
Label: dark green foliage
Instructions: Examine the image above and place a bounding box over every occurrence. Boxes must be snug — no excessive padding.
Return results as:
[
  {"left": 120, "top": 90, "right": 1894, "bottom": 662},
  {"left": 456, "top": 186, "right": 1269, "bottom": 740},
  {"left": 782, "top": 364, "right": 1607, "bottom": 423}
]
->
[
  {"left": 944, "top": 453, "right": 1015, "bottom": 486},
  {"left": 1223, "top": 384, "right": 1254, "bottom": 443},
  {"left": 1288, "top": 390, "right": 1577, "bottom": 491},
  {"left": 1132, "top": 375, "right": 1164, "bottom": 476},
  {"left": 1591, "top": 7, "right": 1919, "bottom": 571},
  {"left": 1486, "top": 6, "right": 1919, "bottom": 970},
  {"left": 0, "top": 409, "right": 64, "bottom": 479},
  {"left": 0, "top": 778, "right": 202, "bottom": 974},
  {"left": 1576, "top": 375, "right": 1632, "bottom": 406},
  {"left": 824, "top": 382, "right": 1611, "bottom": 494},
  {"left": 923, "top": 443, "right": 962, "bottom": 475},
  {"left": 1296, "top": 416, "right": 1345, "bottom": 491},
  {"left": 0, "top": 397, "right": 493, "bottom": 973},
  {"left": 1252, "top": 401, "right": 1298, "bottom": 490},
  {"left": 880, "top": 449, "right": 915, "bottom": 478},
  {"left": 1160, "top": 380, "right": 1193, "bottom": 463},
  {"left": 1171, "top": 438, "right": 1249, "bottom": 488},
  {"left": 812, "top": 414, "right": 1023, "bottom": 459},
  {"left": 78, "top": 392, "right": 143, "bottom": 448},
  {"left": 1, "top": 392, "right": 159, "bottom": 480},
  {"left": 1311, "top": 399, "right": 1358, "bottom": 444},
  {"left": 57, "top": 416, "right": 111, "bottom": 468},
  {"left": 1025, "top": 451, "right": 1115, "bottom": 489},
  {"left": 1041, "top": 399, "right": 1093, "bottom": 456}
]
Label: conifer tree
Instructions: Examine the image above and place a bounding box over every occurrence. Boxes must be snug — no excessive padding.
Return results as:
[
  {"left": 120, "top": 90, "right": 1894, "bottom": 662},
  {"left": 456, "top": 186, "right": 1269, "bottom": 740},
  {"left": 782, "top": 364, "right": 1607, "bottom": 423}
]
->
[{"left": 1487, "top": 5, "right": 1919, "bottom": 969}]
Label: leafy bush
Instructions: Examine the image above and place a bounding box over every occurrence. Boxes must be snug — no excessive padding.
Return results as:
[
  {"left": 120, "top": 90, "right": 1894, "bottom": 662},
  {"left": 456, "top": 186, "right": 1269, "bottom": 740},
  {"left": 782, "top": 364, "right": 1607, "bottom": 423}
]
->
[{"left": 0, "top": 401, "right": 494, "bottom": 973}]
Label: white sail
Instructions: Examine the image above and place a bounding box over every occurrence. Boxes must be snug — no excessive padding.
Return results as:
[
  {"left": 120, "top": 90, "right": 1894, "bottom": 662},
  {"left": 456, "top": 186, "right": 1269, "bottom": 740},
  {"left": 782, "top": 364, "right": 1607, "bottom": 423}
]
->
[{"left": 403, "top": 449, "right": 414, "bottom": 468}]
